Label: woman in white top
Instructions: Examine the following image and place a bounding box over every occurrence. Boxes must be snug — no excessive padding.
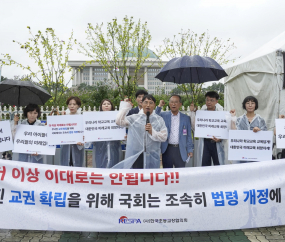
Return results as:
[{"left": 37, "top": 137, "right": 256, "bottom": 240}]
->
[{"left": 60, "top": 96, "right": 85, "bottom": 167}]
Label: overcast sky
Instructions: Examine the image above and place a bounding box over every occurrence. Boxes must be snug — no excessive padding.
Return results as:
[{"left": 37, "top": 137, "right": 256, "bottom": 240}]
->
[{"left": 1, "top": 0, "right": 285, "bottom": 85}]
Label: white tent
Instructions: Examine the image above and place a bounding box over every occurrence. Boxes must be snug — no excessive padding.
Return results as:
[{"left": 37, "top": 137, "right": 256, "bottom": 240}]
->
[{"left": 224, "top": 31, "right": 285, "bottom": 131}]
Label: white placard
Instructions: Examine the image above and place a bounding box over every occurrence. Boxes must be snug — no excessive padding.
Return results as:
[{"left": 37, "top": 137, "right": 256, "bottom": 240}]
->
[
  {"left": 12, "top": 125, "right": 56, "bottom": 155},
  {"left": 0, "top": 121, "right": 14, "bottom": 152},
  {"left": 1, "top": 159, "right": 285, "bottom": 231},
  {"left": 47, "top": 115, "right": 83, "bottom": 145},
  {"left": 275, "top": 119, "right": 285, "bottom": 148},
  {"left": 228, "top": 130, "right": 273, "bottom": 161},
  {"left": 194, "top": 110, "right": 229, "bottom": 139},
  {"left": 83, "top": 111, "right": 125, "bottom": 142}
]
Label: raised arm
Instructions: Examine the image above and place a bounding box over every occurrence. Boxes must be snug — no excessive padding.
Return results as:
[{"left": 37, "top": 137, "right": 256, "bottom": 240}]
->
[{"left": 116, "top": 101, "right": 132, "bottom": 127}]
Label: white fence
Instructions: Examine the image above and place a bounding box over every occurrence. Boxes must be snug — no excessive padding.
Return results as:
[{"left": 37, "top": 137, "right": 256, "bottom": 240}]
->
[{"left": 0, "top": 105, "right": 195, "bottom": 121}]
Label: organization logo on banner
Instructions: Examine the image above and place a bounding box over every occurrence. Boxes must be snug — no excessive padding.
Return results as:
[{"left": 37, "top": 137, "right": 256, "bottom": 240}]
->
[{"left": 119, "top": 216, "right": 141, "bottom": 224}]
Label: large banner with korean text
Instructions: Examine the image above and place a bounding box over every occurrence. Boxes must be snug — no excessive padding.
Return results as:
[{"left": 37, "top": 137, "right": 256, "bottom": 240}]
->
[{"left": 0, "top": 159, "right": 284, "bottom": 231}]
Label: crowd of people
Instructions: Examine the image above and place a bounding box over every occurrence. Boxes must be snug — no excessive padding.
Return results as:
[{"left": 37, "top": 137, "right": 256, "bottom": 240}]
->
[{"left": 4, "top": 88, "right": 279, "bottom": 169}]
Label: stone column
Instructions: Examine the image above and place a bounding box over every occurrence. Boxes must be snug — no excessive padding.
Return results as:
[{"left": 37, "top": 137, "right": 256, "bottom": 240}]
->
[
  {"left": 144, "top": 67, "right": 148, "bottom": 90},
  {"left": 72, "top": 67, "right": 75, "bottom": 86},
  {"left": 89, "top": 67, "right": 93, "bottom": 85}
]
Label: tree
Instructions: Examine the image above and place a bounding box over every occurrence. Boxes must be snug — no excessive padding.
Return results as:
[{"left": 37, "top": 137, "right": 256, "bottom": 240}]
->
[
  {"left": 156, "top": 30, "right": 237, "bottom": 106},
  {"left": 0, "top": 76, "right": 7, "bottom": 82},
  {"left": 1, "top": 27, "right": 85, "bottom": 106},
  {"left": 79, "top": 16, "right": 162, "bottom": 100},
  {"left": 203, "top": 82, "right": 224, "bottom": 93}
]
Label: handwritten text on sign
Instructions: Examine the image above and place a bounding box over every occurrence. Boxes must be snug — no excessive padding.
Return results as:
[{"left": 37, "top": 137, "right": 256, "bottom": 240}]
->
[
  {"left": 195, "top": 111, "right": 229, "bottom": 139},
  {"left": 83, "top": 111, "right": 125, "bottom": 142},
  {"left": 13, "top": 125, "right": 56, "bottom": 155},
  {"left": 47, "top": 115, "right": 83, "bottom": 145},
  {"left": 228, "top": 130, "right": 273, "bottom": 161}
]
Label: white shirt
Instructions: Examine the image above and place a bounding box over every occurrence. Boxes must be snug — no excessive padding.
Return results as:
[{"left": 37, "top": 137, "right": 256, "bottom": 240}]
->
[{"left": 168, "top": 112, "right": 180, "bottom": 144}]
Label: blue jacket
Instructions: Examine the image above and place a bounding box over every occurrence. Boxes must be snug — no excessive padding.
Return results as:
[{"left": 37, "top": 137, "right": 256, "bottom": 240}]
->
[
  {"left": 155, "top": 107, "right": 194, "bottom": 162},
  {"left": 127, "top": 106, "right": 140, "bottom": 116}
]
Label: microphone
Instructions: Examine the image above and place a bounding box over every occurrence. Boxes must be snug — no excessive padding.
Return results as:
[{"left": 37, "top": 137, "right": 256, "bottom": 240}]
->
[
  {"left": 146, "top": 111, "right": 150, "bottom": 124},
  {"left": 145, "top": 111, "right": 150, "bottom": 153}
]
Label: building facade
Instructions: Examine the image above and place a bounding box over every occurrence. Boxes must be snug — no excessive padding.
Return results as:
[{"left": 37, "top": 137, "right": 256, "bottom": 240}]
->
[{"left": 68, "top": 49, "right": 177, "bottom": 95}]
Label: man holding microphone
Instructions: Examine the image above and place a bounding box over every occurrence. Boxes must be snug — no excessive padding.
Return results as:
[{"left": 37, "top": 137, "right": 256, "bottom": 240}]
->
[{"left": 114, "top": 95, "right": 167, "bottom": 169}]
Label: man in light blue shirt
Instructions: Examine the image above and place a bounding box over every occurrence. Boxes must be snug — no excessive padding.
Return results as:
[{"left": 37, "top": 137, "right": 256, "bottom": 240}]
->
[{"left": 156, "top": 95, "right": 193, "bottom": 168}]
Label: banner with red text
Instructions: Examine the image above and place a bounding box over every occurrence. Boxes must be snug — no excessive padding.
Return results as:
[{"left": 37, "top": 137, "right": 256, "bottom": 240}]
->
[{"left": 0, "top": 159, "right": 284, "bottom": 231}]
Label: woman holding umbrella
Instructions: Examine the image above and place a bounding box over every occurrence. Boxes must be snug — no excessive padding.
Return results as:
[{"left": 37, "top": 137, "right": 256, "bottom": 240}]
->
[
  {"left": 60, "top": 96, "right": 86, "bottom": 167},
  {"left": 92, "top": 99, "right": 121, "bottom": 168},
  {"left": 11, "top": 103, "right": 45, "bottom": 163}
]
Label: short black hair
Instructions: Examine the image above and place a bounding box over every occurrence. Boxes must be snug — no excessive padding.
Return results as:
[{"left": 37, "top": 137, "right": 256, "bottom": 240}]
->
[
  {"left": 242, "top": 96, "right": 258, "bottom": 110},
  {"left": 99, "top": 99, "right": 115, "bottom": 111},
  {"left": 23, "top": 103, "right": 41, "bottom": 118},
  {"left": 170, "top": 94, "right": 182, "bottom": 103},
  {"left": 205, "top": 91, "right": 219, "bottom": 100},
  {"left": 135, "top": 89, "right": 148, "bottom": 98},
  {"left": 142, "top": 94, "right": 156, "bottom": 103}
]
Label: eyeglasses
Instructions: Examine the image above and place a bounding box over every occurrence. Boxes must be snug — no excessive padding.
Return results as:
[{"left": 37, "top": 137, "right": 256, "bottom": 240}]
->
[
  {"left": 205, "top": 99, "right": 216, "bottom": 103},
  {"left": 143, "top": 101, "right": 155, "bottom": 105}
]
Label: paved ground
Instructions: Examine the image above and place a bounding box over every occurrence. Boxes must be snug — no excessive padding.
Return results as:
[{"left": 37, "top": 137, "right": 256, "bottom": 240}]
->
[{"left": 1, "top": 226, "right": 285, "bottom": 242}]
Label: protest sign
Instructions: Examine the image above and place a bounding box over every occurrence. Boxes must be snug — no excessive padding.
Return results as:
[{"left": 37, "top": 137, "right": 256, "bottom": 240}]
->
[
  {"left": 47, "top": 115, "right": 83, "bottom": 145},
  {"left": 83, "top": 111, "right": 125, "bottom": 142},
  {"left": 0, "top": 159, "right": 284, "bottom": 231},
  {"left": 275, "top": 119, "right": 285, "bottom": 148},
  {"left": 0, "top": 121, "right": 13, "bottom": 152},
  {"left": 13, "top": 125, "right": 55, "bottom": 155},
  {"left": 194, "top": 110, "right": 229, "bottom": 139},
  {"left": 228, "top": 130, "right": 273, "bottom": 161}
]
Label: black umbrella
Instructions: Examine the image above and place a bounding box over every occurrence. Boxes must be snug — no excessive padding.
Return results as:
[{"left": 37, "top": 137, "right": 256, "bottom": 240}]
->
[
  {"left": 0, "top": 79, "right": 51, "bottom": 107},
  {"left": 155, "top": 55, "right": 227, "bottom": 84}
]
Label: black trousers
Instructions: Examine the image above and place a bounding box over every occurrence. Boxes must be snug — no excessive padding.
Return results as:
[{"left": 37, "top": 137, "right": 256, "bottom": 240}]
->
[
  {"left": 132, "top": 153, "right": 144, "bottom": 169},
  {"left": 202, "top": 139, "right": 220, "bottom": 166},
  {"left": 162, "top": 145, "right": 185, "bottom": 168}
]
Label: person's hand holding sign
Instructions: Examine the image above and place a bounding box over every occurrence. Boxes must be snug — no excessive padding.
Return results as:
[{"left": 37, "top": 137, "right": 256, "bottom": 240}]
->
[
  {"left": 230, "top": 109, "right": 236, "bottom": 116},
  {"left": 253, "top": 127, "right": 261, "bottom": 133},
  {"left": 212, "top": 136, "right": 221, "bottom": 143}
]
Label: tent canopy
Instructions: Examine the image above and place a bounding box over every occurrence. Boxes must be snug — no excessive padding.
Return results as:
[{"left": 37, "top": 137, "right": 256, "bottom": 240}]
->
[{"left": 225, "top": 31, "right": 285, "bottom": 83}]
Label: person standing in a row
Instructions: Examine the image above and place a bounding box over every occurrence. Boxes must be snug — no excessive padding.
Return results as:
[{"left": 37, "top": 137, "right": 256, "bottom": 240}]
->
[
  {"left": 127, "top": 90, "right": 148, "bottom": 116},
  {"left": 12, "top": 103, "right": 45, "bottom": 163},
  {"left": 92, "top": 99, "right": 121, "bottom": 168},
  {"left": 230, "top": 96, "right": 267, "bottom": 163},
  {"left": 191, "top": 91, "right": 225, "bottom": 167},
  {"left": 156, "top": 95, "right": 193, "bottom": 168},
  {"left": 60, "top": 96, "right": 85, "bottom": 167}
]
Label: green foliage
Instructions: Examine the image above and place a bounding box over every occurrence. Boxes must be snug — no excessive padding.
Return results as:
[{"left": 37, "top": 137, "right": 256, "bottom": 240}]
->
[
  {"left": 79, "top": 16, "right": 162, "bottom": 100},
  {"left": 1, "top": 76, "right": 7, "bottom": 82},
  {"left": 203, "top": 82, "right": 224, "bottom": 93},
  {"left": 1, "top": 27, "right": 86, "bottom": 106},
  {"left": 156, "top": 30, "right": 237, "bottom": 106}
]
